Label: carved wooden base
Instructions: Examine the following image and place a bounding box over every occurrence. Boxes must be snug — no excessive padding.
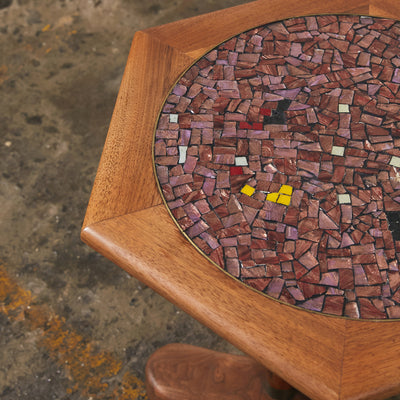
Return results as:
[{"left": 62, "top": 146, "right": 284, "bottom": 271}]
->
[{"left": 145, "top": 344, "right": 309, "bottom": 400}]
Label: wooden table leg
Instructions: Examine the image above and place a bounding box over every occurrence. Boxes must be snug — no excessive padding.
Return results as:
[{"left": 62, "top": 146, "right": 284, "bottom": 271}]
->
[{"left": 145, "top": 343, "right": 308, "bottom": 400}]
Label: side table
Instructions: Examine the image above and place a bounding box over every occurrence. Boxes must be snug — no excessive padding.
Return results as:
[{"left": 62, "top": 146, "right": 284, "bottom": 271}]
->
[{"left": 82, "top": 1, "right": 400, "bottom": 399}]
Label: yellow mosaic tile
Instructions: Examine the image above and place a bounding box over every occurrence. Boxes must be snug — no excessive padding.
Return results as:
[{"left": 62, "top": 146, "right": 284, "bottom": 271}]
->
[
  {"left": 241, "top": 184, "right": 255, "bottom": 197},
  {"left": 277, "top": 194, "right": 291, "bottom": 206},
  {"left": 266, "top": 192, "right": 279, "bottom": 203},
  {"left": 279, "top": 185, "right": 293, "bottom": 195}
]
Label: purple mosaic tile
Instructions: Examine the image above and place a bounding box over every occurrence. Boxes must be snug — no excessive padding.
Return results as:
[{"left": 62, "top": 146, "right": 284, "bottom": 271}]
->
[{"left": 154, "top": 15, "right": 400, "bottom": 319}]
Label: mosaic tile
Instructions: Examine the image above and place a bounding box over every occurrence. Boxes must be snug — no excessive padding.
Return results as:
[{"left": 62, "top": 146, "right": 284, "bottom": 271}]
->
[
  {"left": 266, "top": 192, "right": 279, "bottom": 203},
  {"left": 277, "top": 194, "right": 291, "bottom": 206},
  {"left": 338, "top": 194, "right": 351, "bottom": 205},
  {"left": 235, "top": 156, "right": 249, "bottom": 166},
  {"left": 241, "top": 184, "right": 255, "bottom": 197},
  {"left": 154, "top": 15, "right": 400, "bottom": 319},
  {"left": 178, "top": 146, "right": 188, "bottom": 164},
  {"left": 169, "top": 114, "right": 179, "bottom": 123},
  {"left": 331, "top": 146, "right": 345, "bottom": 157},
  {"left": 390, "top": 156, "right": 400, "bottom": 168},
  {"left": 338, "top": 104, "right": 350, "bottom": 113}
]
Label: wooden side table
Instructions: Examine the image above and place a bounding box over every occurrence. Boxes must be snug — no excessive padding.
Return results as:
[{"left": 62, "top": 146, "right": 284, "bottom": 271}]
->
[{"left": 82, "top": 1, "right": 400, "bottom": 399}]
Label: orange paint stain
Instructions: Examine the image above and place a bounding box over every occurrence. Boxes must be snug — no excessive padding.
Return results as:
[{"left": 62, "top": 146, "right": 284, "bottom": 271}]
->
[
  {"left": 0, "top": 65, "right": 9, "bottom": 87},
  {"left": 112, "top": 372, "right": 148, "bottom": 399},
  {"left": 0, "top": 265, "right": 147, "bottom": 399},
  {"left": 0, "top": 265, "right": 32, "bottom": 320},
  {"left": 28, "top": 308, "right": 124, "bottom": 397},
  {"left": 42, "top": 24, "right": 52, "bottom": 32}
]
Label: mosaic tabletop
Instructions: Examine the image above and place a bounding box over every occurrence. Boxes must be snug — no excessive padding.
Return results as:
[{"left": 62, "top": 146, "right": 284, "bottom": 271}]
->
[{"left": 154, "top": 15, "right": 400, "bottom": 319}]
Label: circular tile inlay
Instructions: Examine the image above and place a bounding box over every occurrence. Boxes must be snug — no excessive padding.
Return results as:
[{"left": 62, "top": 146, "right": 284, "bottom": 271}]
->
[{"left": 154, "top": 15, "right": 400, "bottom": 319}]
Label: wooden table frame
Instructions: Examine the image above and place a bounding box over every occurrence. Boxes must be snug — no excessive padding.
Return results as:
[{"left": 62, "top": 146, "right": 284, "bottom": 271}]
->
[{"left": 82, "top": 1, "right": 400, "bottom": 399}]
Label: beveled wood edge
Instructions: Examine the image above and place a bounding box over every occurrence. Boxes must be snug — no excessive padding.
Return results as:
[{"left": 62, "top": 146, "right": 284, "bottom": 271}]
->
[
  {"left": 341, "top": 320, "right": 400, "bottom": 399},
  {"left": 82, "top": 31, "right": 195, "bottom": 229},
  {"left": 143, "top": 0, "right": 370, "bottom": 58},
  {"left": 370, "top": 0, "right": 400, "bottom": 19},
  {"left": 81, "top": 205, "right": 346, "bottom": 400}
]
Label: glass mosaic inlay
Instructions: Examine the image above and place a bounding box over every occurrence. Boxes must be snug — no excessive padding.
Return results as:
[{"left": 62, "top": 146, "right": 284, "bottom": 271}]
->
[{"left": 154, "top": 15, "right": 400, "bottom": 319}]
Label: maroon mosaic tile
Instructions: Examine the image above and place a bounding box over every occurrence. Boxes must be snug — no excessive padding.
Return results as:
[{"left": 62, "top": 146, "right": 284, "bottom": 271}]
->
[{"left": 154, "top": 15, "right": 400, "bottom": 319}]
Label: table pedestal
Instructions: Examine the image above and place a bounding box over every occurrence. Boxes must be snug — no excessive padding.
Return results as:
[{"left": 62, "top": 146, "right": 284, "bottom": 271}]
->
[{"left": 145, "top": 343, "right": 309, "bottom": 400}]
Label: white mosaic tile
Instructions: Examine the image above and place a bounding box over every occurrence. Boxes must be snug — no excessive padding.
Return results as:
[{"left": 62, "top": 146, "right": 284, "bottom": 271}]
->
[
  {"left": 178, "top": 146, "right": 188, "bottom": 164},
  {"left": 338, "top": 194, "right": 351, "bottom": 204},
  {"left": 338, "top": 104, "right": 349, "bottom": 113},
  {"left": 390, "top": 156, "right": 400, "bottom": 168},
  {"left": 235, "top": 156, "right": 248, "bottom": 166},
  {"left": 331, "top": 146, "right": 345, "bottom": 156},
  {"left": 169, "top": 114, "right": 178, "bottom": 123}
]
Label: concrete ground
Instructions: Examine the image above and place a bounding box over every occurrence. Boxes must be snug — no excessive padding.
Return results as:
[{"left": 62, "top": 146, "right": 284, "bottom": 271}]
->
[{"left": 1, "top": 1, "right": 400, "bottom": 399}]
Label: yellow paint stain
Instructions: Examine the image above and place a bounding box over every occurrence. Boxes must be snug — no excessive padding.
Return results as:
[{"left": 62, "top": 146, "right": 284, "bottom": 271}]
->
[
  {"left": 0, "top": 265, "right": 147, "bottom": 399},
  {"left": 68, "top": 30, "right": 77, "bottom": 35},
  {"left": 46, "top": 48, "right": 52, "bottom": 54},
  {"left": 42, "top": 24, "right": 52, "bottom": 32}
]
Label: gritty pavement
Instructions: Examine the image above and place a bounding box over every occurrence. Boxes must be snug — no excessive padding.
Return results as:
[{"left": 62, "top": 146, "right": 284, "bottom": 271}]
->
[{"left": 1, "top": 0, "right": 400, "bottom": 399}]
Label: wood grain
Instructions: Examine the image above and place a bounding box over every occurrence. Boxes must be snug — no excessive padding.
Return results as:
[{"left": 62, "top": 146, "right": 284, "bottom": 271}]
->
[
  {"left": 341, "top": 319, "right": 400, "bottom": 400},
  {"left": 82, "top": 32, "right": 194, "bottom": 229},
  {"left": 82, "top": 1, "right": 400, "bottom": 399},
  {"left": 145, "top": 343, "right": 275, "bottom": 400},
  {"left": 144, "top": 0, "right": 370, "bottom": 59},
  {"left": 82, "top": 205, "right": 346, "bottom": 400},
  {"left": 369, "top": 0, "right": 400, "bottom": 18}
]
